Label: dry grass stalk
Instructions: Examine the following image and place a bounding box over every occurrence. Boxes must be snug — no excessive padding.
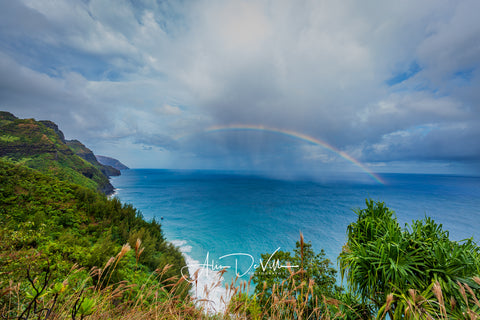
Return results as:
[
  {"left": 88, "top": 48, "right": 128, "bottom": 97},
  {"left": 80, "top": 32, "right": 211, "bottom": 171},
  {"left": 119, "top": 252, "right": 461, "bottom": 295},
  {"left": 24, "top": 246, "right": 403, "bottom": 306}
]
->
[
  {"left": 380, "top": 293, "right": 394, "bottom": 320},
  {"left": 433, "top": 281, "right": 447, "bottom": 319},
  {"left": 464, "top": 283, "right": 480, "bottom": 309},
  {"left": 473, "top": 276, "right": 480, "bottom": 287}
]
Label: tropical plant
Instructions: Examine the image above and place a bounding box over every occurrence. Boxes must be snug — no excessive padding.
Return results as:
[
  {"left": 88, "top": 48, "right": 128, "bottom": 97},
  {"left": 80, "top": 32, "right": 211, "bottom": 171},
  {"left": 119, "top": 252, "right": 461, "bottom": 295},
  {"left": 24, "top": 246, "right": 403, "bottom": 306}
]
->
[{"left": 339, "top": 199, "right": 480, "bottom": 319}]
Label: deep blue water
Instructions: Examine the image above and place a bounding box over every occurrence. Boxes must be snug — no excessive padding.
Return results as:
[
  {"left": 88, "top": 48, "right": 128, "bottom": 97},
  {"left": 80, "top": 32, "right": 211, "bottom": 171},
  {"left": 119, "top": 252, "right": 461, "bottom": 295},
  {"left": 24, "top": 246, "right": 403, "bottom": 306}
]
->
[{"left": 111, "top": 170, "right": 480, "bottom": 283}]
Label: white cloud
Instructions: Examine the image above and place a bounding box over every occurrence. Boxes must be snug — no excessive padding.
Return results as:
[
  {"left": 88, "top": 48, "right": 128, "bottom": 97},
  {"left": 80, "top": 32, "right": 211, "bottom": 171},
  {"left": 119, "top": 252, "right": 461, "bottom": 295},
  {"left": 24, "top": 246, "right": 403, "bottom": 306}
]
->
[{"left": 154, "top": 104, "right": 182, "bottom": 116}]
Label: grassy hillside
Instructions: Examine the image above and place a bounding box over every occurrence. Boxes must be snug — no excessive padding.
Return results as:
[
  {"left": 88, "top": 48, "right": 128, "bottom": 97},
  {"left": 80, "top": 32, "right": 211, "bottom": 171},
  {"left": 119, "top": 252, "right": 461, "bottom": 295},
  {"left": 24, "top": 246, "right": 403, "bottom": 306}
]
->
[
  {"left": 0, "top": 111, "right": 114, "bottom": 194},
  {"left": 0, "top": 159, "right": 190, "bottom": 317}
]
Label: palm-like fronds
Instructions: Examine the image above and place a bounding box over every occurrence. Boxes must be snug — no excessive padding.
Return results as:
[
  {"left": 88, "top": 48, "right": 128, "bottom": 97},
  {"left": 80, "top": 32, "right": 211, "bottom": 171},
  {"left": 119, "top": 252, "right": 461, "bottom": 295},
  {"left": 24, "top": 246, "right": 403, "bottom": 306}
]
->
[{"left": 340, "top": 200, "right": 480, "bottom": 318}]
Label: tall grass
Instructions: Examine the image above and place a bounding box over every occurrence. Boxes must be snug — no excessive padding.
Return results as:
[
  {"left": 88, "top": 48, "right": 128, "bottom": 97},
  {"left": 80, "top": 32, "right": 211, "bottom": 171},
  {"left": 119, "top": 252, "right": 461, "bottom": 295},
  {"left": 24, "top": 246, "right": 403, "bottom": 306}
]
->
[
  {"left": 2, "top": 243, "right": 480, "bottom": 320},
  {"left": 1, "top": 241, "right": 201, "bottom": 320}
]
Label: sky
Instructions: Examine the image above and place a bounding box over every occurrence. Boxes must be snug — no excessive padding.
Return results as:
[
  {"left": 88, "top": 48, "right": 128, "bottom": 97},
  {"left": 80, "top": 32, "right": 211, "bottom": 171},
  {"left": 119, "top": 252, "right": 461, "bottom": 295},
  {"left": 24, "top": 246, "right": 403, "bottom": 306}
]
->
[{"left": 1, "top": 0, "right": 479, "bottom": 177}]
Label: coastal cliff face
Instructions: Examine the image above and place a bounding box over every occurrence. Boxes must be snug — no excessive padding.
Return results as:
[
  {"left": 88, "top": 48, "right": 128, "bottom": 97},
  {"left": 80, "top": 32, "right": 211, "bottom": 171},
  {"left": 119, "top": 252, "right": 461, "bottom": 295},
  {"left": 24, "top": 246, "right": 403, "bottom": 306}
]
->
[
  {"left": 67, "top": 140, "right": 121, "bottom": 177},
  {"left": 96, "top": 155, "right": 129, "bottom": 171},
  {"left": 0, "top": 111, "right": 116, "bottom": 195}
]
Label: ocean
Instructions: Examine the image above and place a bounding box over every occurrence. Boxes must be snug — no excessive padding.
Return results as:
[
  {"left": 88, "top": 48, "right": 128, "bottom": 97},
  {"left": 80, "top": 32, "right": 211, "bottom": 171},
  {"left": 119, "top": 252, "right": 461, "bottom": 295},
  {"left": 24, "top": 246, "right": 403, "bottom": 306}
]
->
[{"left": 111, "top": 169, "right": 480, "bottom": 310}]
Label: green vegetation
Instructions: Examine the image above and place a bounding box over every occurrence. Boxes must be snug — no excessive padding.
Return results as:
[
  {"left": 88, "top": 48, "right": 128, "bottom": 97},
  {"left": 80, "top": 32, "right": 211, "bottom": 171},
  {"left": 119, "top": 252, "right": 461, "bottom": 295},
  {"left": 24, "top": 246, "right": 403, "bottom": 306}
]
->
[
  {"left": 0, "top": 111, "right": 195, "bottom": 318},
  {"left": 0, "top": 159, "right": 187, "bottom": 280},
  {"left": 0, "top": 159, "right": 191, "bottom": 318},
  {"left": 0, "top": 134, "right": 20, "bottom": 142},
  {"left": 246, "top": 235, "right": 339, "bottom": 317},
  {"left": 0, "top": 112, "right": 114, "bottom": 194},
  {"left": 340, "top": 199, "right": 480, "bottom": 319}
]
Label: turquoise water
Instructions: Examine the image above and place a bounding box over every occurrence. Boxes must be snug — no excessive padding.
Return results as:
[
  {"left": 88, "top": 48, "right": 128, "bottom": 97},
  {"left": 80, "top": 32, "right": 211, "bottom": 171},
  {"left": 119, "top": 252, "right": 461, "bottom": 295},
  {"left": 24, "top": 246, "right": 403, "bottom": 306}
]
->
[{"left": 111, "top": 170, "right": 480, "bottom": 285}]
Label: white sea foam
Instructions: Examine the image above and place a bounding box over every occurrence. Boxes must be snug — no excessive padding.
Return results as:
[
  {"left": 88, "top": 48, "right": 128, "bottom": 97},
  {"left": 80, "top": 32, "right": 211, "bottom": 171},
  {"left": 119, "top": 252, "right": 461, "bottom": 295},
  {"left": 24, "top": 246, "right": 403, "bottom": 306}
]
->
[
  {"left": 170, "top": 240, "right": 192, "bottom": 253},
  {"left": 182, "top": 245, "right": 192, "bottom": 253},
  {"left": 171, "top": 240, "right": 234, "bottom": 314},
  {"left": 170, "top": 239, "right": 187, "bottom": 247},
  {"left": 108, "top": 188, "right": 119, "bottom": 198}
]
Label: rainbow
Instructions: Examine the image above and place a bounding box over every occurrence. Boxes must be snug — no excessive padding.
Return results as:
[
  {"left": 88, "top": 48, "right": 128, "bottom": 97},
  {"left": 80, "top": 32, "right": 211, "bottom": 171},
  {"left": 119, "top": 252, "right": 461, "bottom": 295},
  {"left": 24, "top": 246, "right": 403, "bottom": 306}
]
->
[{"left": 203, "top": 124, "right": 385, "bottom": 184}]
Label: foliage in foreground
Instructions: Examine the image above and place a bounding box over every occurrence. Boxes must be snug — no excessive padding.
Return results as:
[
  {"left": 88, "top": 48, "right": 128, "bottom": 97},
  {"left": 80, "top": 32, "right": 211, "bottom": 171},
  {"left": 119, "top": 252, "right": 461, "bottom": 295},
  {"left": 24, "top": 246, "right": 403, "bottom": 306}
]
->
[
  {"left": 1, "top": 247, "right": 200, "bottom": 320},
  {"left": 0, "top": 160, "right": 189, "bottom": 311},
  {"left": 340, "top": 199, "right": 480, "bottom": 319},
  {"left": 5, "top": 228, "right": 480, "bottom": 320}
]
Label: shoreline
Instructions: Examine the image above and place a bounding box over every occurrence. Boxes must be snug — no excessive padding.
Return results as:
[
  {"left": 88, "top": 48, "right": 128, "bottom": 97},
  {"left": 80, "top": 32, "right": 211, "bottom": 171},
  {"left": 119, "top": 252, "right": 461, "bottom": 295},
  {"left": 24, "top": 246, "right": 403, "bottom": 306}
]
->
[{"left": 170, "top": 239, "right": 234, "bottom": 314}]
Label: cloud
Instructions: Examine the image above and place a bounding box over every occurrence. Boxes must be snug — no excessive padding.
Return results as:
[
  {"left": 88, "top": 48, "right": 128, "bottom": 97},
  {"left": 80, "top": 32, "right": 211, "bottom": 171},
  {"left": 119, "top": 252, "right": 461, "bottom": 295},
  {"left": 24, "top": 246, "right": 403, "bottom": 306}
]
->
[
  {"left": 417, "top": 0, "right": 480, "bottom": 83},
  {"left": 0, "top": 51, "right": 111, "bottom": 134},
  {"left": 0, "top": 0, "right": 479, "bottom": 172},
  {"left": 367, "top": 123, "right": 480, "bottom": 162},
  {"left": 154, "top": 104, "right": 182, "bottom": 116}
]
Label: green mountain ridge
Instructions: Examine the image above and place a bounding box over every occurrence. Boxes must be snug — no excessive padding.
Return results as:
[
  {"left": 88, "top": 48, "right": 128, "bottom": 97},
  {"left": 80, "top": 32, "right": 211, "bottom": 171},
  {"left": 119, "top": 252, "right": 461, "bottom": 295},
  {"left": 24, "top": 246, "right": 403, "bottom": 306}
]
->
[{"left": 0, "top": 111, "right": 116, "bottom": 194}]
